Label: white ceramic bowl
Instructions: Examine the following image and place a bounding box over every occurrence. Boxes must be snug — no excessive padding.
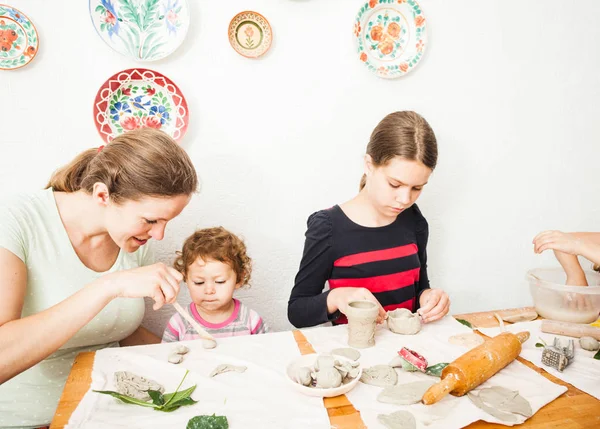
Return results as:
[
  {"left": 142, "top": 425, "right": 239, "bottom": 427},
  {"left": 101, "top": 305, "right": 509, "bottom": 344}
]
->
[
  {"left": 527, "top": 268, "right": 600, "bottom": 323},
  {"left": 285, "top": 353, "right": 362, "bottom": 398}
]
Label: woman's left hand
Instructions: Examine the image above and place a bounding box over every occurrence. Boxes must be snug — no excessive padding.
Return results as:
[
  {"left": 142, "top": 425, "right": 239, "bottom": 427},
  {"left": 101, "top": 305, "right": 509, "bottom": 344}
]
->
[{"left": 417, "top": 288, "right": 450, "bottom": 323}]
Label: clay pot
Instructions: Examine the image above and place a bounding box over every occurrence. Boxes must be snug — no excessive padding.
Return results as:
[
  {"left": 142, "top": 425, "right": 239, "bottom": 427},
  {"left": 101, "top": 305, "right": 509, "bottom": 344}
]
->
[
  {"left": 387, "top": 308, "right": 422, "bottom": 335},
  {"left": 346, "top": 300, "right": 379, "bottom": 348}
]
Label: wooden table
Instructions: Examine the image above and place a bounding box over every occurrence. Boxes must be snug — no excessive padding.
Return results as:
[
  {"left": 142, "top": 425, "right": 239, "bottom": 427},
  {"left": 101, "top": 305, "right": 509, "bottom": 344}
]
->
[{"left": 50, "top": 308, "right": 600, "bottom": 429}]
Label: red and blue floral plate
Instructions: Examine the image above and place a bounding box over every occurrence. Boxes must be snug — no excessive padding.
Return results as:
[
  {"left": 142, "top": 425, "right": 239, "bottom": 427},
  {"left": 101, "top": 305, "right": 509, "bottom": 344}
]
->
[{"left": 93, "top": 68, "right": 189, "bottom": 143}]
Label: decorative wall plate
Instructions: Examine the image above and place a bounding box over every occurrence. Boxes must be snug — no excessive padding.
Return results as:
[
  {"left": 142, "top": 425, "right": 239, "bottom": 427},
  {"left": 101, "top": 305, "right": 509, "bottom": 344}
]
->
[
  {"left": 93, "top": 68, "right": 188, "bottom": 143},
  {"left": 228, "top": 11, "right": 272, "bottom": 58},
  {"left": 0, "top": 4, "right": 38, "bottom": 70},
  {"left": 89, "top": 0, "right": 190, "bottom": 61},
  {"left": 354, "top": 0, "right": 427, "bottom": 79}
]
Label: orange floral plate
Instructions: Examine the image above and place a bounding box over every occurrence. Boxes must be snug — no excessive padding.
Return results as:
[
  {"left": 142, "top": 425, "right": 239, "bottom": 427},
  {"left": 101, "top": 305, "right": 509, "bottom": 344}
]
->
[
  {"left": 354, "top": 0, "right": 427, "bottom": 78},
  {"left": 228, "top": 11, "right": 272, "bottom": 58}
]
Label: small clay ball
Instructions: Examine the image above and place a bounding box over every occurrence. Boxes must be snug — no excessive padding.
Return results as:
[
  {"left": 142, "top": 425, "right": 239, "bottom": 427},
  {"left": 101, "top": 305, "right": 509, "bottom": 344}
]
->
[
  {"left": 315, "top": 367, "right": 342, "bottom": 389},
  {"left": 579, "top": 336, "right": 600, "bottom": 351},
  {"left": 202, "top": 339, "right": 217, "bottom": 349},
  {"left": 168, "top": 353, "right": 183, "bottom": 364},
  {"left": 295, "top": 367, "right": 313, "bottom": 386},
  {"left": 173, "top": 345, "right": 189, "bottom": 355}
]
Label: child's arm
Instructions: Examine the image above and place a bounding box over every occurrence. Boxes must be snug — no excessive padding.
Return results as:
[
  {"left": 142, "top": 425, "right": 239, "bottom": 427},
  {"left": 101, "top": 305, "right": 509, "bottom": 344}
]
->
[
  {"left": 250, "top": 311, "right": 270, "bottom": 335},
  {"left": 287, "top": 212, "right": 338, "bottom": 328},
  {"left": 572, "top": 232, "right": 600, "bottom": 245},
  {"left": 161, "top": 314, "right": 182, "bottom": 343},
  {"left": 553, "top": 250, "right": 588, "bottom": 286},
  {"left": 534, "top": 230, "right": 600, "bottom": 267}
]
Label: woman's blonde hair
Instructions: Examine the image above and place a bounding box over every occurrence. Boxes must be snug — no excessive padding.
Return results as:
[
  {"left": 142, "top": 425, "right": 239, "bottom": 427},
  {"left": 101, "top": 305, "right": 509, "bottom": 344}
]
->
[
  {"left": 360, "top": 111, "right": 438, "bottom": 190},
  {"left": 46, "top": 129, "right": 198, "bottom": 203},
  {"left": 174, "top": 227, "right": 252, "bottom": 286}
]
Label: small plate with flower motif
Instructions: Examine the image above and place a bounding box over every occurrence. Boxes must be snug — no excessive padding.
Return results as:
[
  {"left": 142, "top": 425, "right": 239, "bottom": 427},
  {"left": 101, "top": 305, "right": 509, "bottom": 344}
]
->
[{"left": 228, "top": 11, "right": 272, "bottom": 59}]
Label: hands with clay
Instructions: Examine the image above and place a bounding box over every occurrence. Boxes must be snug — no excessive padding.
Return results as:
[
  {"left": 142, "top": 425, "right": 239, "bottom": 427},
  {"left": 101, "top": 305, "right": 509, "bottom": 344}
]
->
[
  {"left": 418, "top": 288, "right": 450, "bottom": 323},
  {"left": 99, "top": 262, "right": 183, "bottom": 310},
  {"left": 327, "top": 287, "right": 387, "bottom": 323}
]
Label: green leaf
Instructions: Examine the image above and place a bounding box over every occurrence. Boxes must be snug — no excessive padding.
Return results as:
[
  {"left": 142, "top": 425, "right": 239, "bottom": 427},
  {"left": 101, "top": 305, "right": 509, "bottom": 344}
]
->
[
  {"left": 95, "top": 5, "right": 105, "bottom": 13},
  {"left": 594, "top": 350, "right": 600, "bottom": 360},
  {"left": 163, "top": 384, "right": 196, "bottom": 406},
  {"left": 93, "top": 390, "right": 158, "bottom": 408},
  {"left": 187, "top": 415, "right": 229, "bottom": 429},
  {"left": 455, "top": 318, "right": 473, "bottom": 329},
  {"left": 162, "top": 370, "right": 191, "bottom": 407},
  {"left": 535, "top": 343, "right": 545, "bottom": 348},
  {"left": 148, "top": 390, "right": 165, "bottom": 406},
  {"left": 159, "top": 397, "right": 198, "bottom": 412},
  {"left": 425, "top": 363, "right": 449, "bottom": 377},
  {"left": 400, "top": 359, "right": 418, "bottom": 372}
]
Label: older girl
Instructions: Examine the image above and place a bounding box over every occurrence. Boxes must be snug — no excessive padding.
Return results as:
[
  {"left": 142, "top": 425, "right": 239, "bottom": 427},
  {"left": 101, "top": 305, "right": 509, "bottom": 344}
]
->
[{"left": 288, "top": 111, "right": 450, "bottom": 328}]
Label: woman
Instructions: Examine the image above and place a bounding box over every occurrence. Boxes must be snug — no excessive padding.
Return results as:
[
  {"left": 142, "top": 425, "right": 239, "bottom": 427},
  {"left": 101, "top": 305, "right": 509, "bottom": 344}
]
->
[{"left": 0, "top": 129, "right": 198, "bottom": 428}]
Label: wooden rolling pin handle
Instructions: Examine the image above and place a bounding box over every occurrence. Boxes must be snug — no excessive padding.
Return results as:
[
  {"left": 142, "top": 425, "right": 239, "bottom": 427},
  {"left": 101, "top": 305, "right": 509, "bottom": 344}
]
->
[
  {"left": 422, "top": 375, "right": 457, "bottom": 405},
  {"left": 541, "top": 320, "right": 600, "bottom": 340}
]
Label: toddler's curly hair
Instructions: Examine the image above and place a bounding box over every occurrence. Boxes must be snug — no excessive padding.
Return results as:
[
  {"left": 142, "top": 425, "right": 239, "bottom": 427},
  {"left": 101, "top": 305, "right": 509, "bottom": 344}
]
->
[{"left": 174, "top": 227, "right": 252, "bottom": 286}]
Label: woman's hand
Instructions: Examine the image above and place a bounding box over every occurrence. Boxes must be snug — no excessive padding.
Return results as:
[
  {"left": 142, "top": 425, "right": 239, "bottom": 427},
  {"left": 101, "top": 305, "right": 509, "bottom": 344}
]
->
[
  {"left": 327, "top": 287, "right": 387, "bottom": 323},
  {"left": 100, "top": 263, "right": 183, "bottom": 310},
  {"left": 418, "top": 288, "right": 450, "bottom": 323},
  {"left": 533, "top": 230, "right": 583, "bottom": 255}
]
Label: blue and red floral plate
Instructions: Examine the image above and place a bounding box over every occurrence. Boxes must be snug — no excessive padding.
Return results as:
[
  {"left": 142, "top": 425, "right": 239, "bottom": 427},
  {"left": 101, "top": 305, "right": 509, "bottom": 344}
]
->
[{"left": 93, "top": 68, "right": 189, "bottom": 143}]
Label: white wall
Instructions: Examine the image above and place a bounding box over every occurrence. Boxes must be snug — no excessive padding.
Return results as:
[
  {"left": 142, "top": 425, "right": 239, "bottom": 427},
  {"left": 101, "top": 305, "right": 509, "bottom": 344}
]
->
[{"left": 1, "top": 0, "right": 599, "bottom": 334}]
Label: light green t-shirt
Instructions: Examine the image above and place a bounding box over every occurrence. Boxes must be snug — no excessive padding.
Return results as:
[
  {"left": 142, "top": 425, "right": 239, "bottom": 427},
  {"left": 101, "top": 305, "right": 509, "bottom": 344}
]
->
[{"left": 0, "top": 189, "right": 153, "bottom": 429}]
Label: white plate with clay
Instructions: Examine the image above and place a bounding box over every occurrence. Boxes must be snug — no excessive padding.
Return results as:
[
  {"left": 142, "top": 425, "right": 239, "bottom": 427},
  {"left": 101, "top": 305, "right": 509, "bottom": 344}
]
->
[{"left": 285, "top": 353, "right": 362, "bottom": 398}]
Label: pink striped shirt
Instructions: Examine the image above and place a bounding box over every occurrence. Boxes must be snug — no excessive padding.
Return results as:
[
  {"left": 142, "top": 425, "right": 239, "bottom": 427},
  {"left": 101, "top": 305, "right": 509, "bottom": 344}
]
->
[{"left": 162, "top": 299, "right": 269, "bottom": 342}]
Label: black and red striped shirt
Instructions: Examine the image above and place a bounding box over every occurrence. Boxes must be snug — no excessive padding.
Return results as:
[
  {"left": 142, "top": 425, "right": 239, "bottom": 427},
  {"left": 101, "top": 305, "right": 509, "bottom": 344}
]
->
[{"left": 287, "top": 204, "right": 430, "bottom": 328}]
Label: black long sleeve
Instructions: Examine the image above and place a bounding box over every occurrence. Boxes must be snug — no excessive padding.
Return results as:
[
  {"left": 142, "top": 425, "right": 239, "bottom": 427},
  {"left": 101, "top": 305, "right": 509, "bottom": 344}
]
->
[{"left": 287, "top": 211, "right": 338, "bottom": 328}]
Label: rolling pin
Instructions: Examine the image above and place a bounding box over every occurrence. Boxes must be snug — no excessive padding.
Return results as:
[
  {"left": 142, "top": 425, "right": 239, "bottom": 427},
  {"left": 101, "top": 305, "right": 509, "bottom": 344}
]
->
[
  {"left": 422, "top": 331, "right": 529, "bottom": 405},
  {"left": 541, "top": 320, "right": 600, "bottom": 340}
]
